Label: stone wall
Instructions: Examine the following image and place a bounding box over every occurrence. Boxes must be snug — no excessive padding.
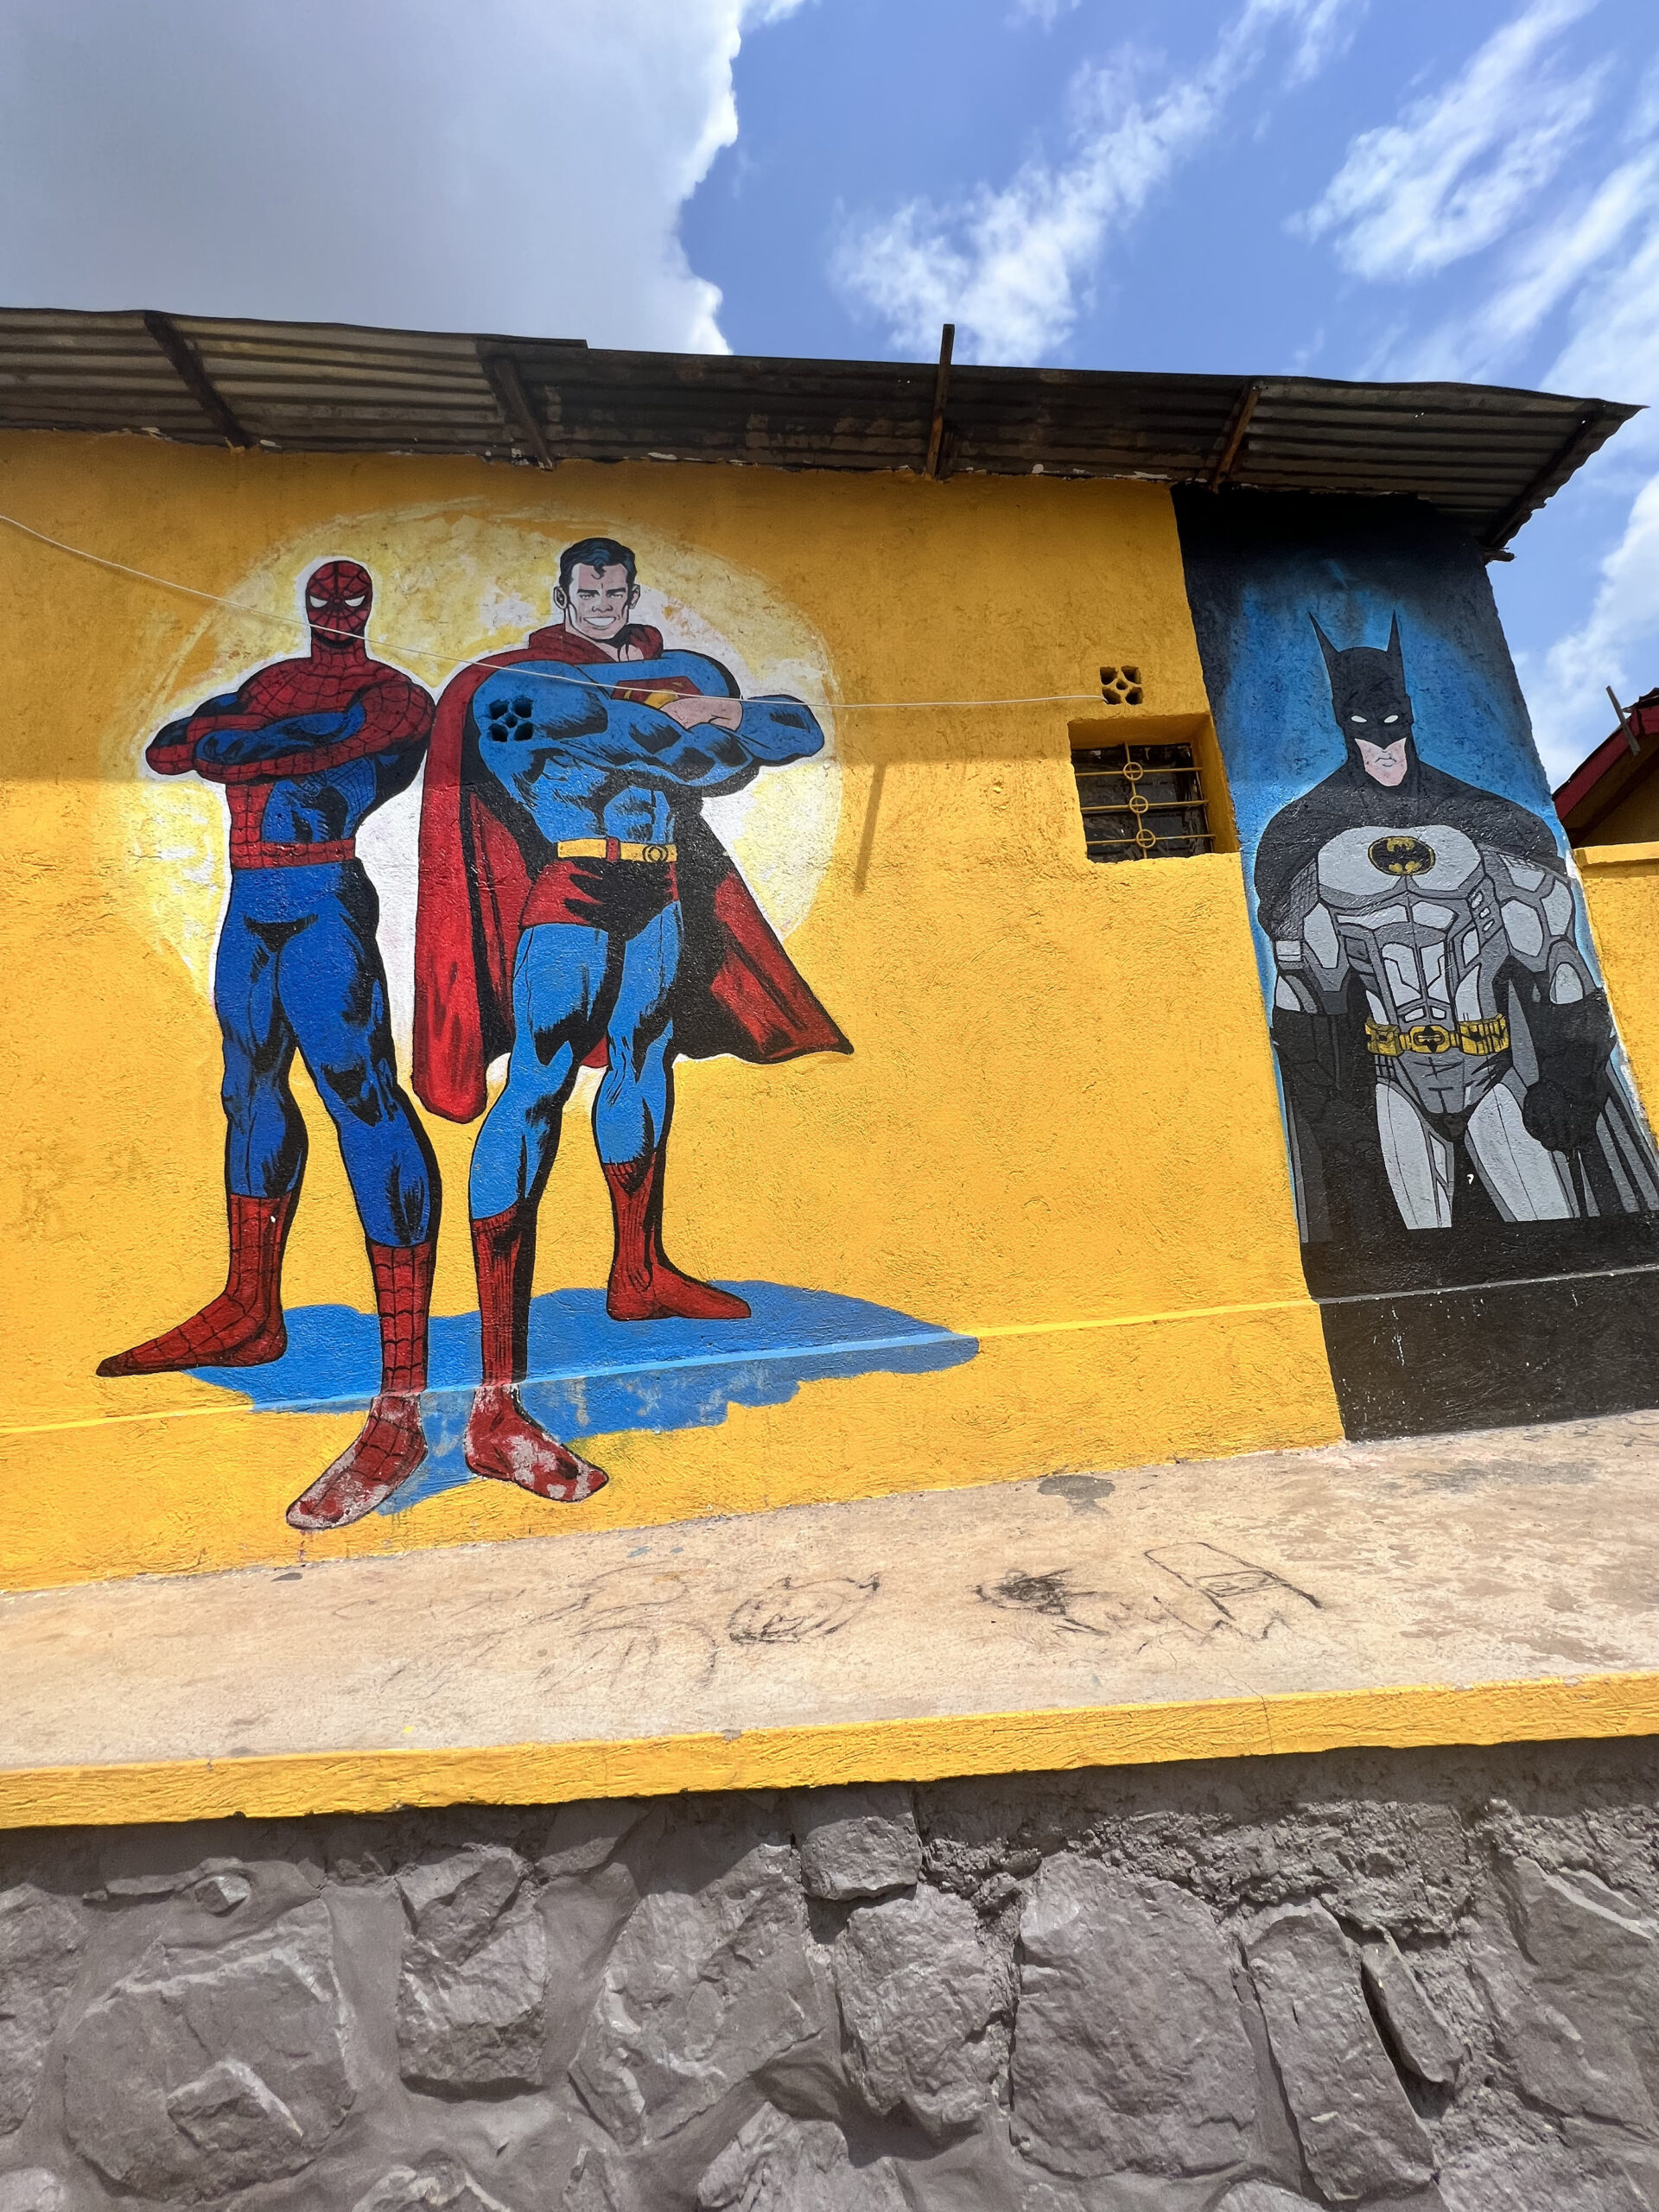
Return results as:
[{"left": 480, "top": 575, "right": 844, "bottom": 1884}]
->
[{"left": 1, "top": 1737, "right": 1656, "bottom": 2211}]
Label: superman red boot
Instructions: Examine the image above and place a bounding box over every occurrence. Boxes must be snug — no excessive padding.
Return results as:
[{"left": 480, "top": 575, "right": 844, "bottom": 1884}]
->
[
  {"left": 98, "top": 1190, "right": 297, "bottom": 1376},
  {"left": 286, "top": 1240, "right": 435, "bottom": 1531},
  {"left": 602, "top": 1147, "right": 750, "bottom": 1321},
  {"left": 462, "top": 1204, "right": 607, "bottom": 1503}
]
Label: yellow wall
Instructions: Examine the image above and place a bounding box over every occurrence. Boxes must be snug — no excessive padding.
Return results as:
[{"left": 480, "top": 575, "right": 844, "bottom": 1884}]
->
[
  {"left": 0, "top": 431, "right": 1343, "bottom": 1592},
  {"left": 1576, "top": 844, "right": 1659, "bottom": 1129}
]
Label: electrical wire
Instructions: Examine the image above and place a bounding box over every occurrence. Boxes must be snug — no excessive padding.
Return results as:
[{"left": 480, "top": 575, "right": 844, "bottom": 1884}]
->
[{"left": 0, "top": 506, "right": 1112, "bottom": 713}]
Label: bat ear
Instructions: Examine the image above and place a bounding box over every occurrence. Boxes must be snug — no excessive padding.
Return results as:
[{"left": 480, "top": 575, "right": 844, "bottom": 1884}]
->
[
  {"left": 1310, "top": 613, "right": 1342, "bottom": 686},
  {"left": 1387, "top": 611, "right": 1403, "bottom": 672}
]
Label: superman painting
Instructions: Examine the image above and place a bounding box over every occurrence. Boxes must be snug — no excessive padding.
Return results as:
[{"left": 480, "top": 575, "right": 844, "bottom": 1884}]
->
[{"left": 405, "top": 536, "right": 853, "bottom": 1521}]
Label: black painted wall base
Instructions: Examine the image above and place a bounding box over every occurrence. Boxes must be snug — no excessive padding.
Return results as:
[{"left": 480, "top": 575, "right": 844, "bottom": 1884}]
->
[{"left": 1319, "top": 1262, "right": 1659, "bottom": 1440}]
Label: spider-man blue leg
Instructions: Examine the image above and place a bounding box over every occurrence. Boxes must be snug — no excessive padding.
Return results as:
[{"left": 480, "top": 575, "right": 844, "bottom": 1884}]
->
[
  {"left": 270, "top": 865, "right": 437, "bottom": 1249},
  {"left": 263, "top": 863, "right": 440, "bottom": 1532},
  {"left": 218, "top": 886, "right": 309, "bottom": 1206}
]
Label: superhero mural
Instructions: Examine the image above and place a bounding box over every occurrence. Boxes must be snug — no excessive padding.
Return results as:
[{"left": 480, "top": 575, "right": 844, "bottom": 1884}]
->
[
  {"left": 97, "top": 560, "right": 444, "bottom": 1516},
  {"left": 1177, "top": 492, "right": 1659, "bottom": 1434},
  {"left": 398, "top": 534, "right": 851, "bottom": 1530},
  {"left": 1259, "top": 613, "right": 1657, "bottom": 1246},
  {"left": 100, "top": 527, "right": 957, "bottom": 1535}
]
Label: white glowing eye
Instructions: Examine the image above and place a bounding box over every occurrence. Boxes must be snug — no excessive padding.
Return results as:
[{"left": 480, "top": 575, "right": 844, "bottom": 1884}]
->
[
  {"left": 1351, "top": 715, "right": 1367, "bottom": 724},
  {"left": 345, "top": 595, "right": 366, "bottom": 607},
  {"left": 308, "top": 596, "right": 326, "bottom": 609},
  {"left": 1383, "top": 715, "right": 1399, "bottom": 725}
]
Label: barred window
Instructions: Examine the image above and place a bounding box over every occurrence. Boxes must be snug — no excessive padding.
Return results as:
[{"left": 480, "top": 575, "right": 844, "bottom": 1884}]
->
[{"left": 1073, "top": 739, "right": 1214, "bottom": 863}]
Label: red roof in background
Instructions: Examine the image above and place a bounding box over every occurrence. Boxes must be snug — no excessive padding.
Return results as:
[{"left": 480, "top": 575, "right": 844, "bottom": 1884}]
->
[{"left": 1554, "top": 688, "right": 1659, "bottom": 830}]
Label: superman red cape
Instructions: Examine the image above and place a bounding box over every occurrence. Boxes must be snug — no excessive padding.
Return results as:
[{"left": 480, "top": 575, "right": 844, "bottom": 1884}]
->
[{"left": 412, "top": 620, "right": 852, "bottom": 1123}]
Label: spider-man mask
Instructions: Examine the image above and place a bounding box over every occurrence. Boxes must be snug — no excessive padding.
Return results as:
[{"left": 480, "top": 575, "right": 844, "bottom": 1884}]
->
[{"left": 305, "top": 560, "right": 373, "bottom": 647}]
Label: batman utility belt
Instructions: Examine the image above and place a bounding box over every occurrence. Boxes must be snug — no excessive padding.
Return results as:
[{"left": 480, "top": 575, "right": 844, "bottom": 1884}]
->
[
  {"left": 554, "top": 838, "right": 677, "bottom": 864},
  {"left": 1364, "top": 1015, "right": 1510, "bottom": 1058}
]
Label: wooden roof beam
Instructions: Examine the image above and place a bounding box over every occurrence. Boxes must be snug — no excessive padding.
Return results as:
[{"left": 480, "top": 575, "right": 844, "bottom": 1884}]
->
[
  {"left": 478, "top": 346, "right": 555, "bottom": 468},
  {"left": 924, "top": 323, "right": 955, "bottom": 480},
  {"left": 142, "top": 313, "right": 251, "bottom": 448},
  {"left": 1208, "top": 380, "right": 1262, "bottom": 489}
]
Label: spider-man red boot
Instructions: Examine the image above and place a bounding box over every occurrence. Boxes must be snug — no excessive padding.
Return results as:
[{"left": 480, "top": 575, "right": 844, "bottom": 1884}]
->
[
  {"left": 285, "top": 1241, "right": 435, "bottom": 1530},
  {"left": 98, "top": 1191, "right": 297, "bottom": 1376},
  {"left": 462, "top": 1204, "right": 607, "bottom": 1503},
  {"left": 602, "top": 1147, "right": 751, "bottom": 1321}
]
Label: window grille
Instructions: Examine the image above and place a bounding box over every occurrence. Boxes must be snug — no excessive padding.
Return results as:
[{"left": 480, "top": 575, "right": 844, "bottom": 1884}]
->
[{"left": 1073, "top": 740, "right": 1214, "bottom": 862}]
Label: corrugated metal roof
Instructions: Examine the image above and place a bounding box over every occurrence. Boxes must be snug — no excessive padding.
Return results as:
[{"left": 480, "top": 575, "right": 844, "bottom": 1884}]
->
[{"left": 0, "top": 307, "right": 1637, "bottom": 550}]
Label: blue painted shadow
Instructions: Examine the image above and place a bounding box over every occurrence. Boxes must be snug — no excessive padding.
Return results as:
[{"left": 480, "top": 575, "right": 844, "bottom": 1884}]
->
[{"left": 188, "top": 1283, "right": 978, "bottom": 1515}]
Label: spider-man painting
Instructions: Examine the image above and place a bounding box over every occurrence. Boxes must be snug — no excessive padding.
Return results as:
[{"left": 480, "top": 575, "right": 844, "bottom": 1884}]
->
[{"left": 97, "top": 561, "right": 442, "bottom": 1529}]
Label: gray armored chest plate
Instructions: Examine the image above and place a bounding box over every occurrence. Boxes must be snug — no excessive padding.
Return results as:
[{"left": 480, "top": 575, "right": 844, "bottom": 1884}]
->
[{"left": 1275, "top": 820, "right": 1586, "bottom": 1123}]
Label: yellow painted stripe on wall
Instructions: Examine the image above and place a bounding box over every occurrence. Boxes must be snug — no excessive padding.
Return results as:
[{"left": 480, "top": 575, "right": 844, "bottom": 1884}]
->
[{"left": 4, "top": 1670, "right": 1654, "bottom": 1830}]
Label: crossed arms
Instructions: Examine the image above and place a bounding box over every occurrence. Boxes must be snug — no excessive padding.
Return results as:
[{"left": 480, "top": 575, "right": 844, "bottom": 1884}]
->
[
  {"left": 146, "top": 667, "right": 432, "bottom": 785},
  {"left": 470, "top": 653, "right": 823, "bottom": 798}
]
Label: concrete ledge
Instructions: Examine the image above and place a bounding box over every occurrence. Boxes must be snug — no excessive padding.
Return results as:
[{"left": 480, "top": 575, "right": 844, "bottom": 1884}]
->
[
  {"left": 4, "top": 1672, "right": 1656, "bottom": 1829},
  {"left": 5, "top": 1408, "right": 1658, "bottom": 1827}
]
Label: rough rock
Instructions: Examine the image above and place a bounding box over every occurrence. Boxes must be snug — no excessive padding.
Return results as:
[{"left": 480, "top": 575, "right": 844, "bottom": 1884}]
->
[
  {"left": 167, "top": 2056, "right": 306, "bottom": 2156},
  {"left": 833, "top": 1885, "right": 1007, "bottom": 2136},
  {"left": 191, "top": 1871, "right": 252, "bottom": 1915},
  {"left": 1245, "top": 1903, "right": 1434, "bottom": 2203},
  {"left": 541, "top": 1802, "right": 652, "bottom": 1880},
  {"left": 1472, "top": 1854, "right": 1659, "bottom": 2135},
  {"left": 0, "top": 1886, "right": 82, "bottom": 2134},
  {"left": 1214, "top": 2187, "right": 1317, "bottom": 2212},
  {"left": 1011, "top": 1855, "right": 1256, "bottom": 2178},
  {"left": 4, "top": 1738, "right": 1659, "bottom": 2211},
  {"left": 93, "top": 1872, "right": 196, "bottom": 1900},
  {"left": 561, "top": 2145, "right": 625, "bottom": 2211},
  {"left": 60, "top": 1898, "right": 355, "bottom": 2201},
  {"left": 696, "top": 2103, "right": 908, "bottom": 2210},
  {"left": 397, "top": 1845, "right": 547, "bottom": 2093},
  {"left": 795, "top": 1785, "right": 922, "bottom": 1900},
  {"left": 0, "top": 2174, "right": 67, "bottom": 2212},
  {"left": 569, "top": 1839, "right": 823, "bottom": 2148},
  {"left": 1361, "top": 1937, "right": 1462, "bottom": 2088},
  {"left": 1439, "top": 2139, "right": 1649, "bottom": 2212},
  {"left": 354, "top": 2150, "right": 518, "bottom": 2210}
]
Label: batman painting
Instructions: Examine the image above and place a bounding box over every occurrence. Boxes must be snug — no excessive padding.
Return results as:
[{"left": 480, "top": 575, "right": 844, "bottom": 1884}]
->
[{"left": 1256, "top": 613, "right": 1659, "bottom": 1246}]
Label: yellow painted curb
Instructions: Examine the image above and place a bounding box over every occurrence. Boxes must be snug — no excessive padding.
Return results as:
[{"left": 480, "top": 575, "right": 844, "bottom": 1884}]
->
[
  {"left": 1574, "top": 840, "right": 1659, "bottom": 871},
  {"left": 3, "top": 1670, "right": 1655, "bottom": 1829}
]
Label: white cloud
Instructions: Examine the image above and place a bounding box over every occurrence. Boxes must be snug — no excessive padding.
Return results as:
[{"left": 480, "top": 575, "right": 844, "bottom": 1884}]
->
[
  {"left": 1545, "top": 202, "right": 1659, "bottom": 410},
  {"left": 0, "top": 0, "right": 802, "bottom": 350},
  {"left": 1512, "top": 201, "right": 1659, "bottom": 779},
  {"left": 1387, "top": 151, "right": 1659, "bottom": 383},
  {"left": 1278, "top": 0, "right": 1363, "bottom": 88},
  {"left": 1294, "top": 0, "right": 1659, "bottom": 784},
  {"left": 1295, "top": 0, "right": 1604, "bottom": 281},
  {"left": 833, "top": 0, "right": 1361, "bottom": 363},
  {"left": 1521, "top": 475, "right": 1659, "bottom": 782}
]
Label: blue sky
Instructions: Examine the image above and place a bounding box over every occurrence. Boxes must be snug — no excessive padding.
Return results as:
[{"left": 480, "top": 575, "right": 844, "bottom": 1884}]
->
[{"left": 3, "top": 0, "right": 1656, "bottom": 780}]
